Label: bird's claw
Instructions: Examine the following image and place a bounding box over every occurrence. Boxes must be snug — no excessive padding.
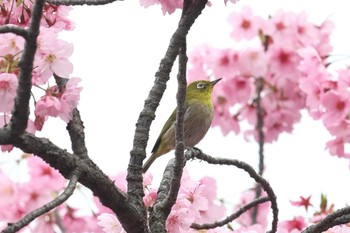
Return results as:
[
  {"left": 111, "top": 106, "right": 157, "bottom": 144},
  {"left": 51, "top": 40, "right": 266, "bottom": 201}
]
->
[{"left": 185, "top": 147, "right": 202, "bottom": 160}]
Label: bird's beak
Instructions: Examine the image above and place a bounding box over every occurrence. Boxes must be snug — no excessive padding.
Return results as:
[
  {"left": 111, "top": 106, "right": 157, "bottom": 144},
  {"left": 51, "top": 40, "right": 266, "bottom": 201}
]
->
[{"left": 210, "top": 78, "right": 222, "bottom": 86}]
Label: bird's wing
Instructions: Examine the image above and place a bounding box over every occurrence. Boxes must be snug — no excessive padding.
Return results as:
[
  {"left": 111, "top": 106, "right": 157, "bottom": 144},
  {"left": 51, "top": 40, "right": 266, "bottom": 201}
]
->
[{"left": 151, "top": 107, "right": 177, "bottom": 154}]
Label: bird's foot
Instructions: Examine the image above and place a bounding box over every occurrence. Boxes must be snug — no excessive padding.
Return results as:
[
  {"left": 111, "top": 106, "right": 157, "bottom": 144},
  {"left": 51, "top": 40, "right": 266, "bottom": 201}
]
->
[{"left": 185, "top": 147, "right": 202, "bottom": 160}]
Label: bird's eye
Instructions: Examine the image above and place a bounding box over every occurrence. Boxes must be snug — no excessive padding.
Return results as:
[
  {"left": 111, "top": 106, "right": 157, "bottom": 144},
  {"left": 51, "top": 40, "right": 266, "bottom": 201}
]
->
[{"left": 197, "top": 82, "right": 205, "bottom": 89}]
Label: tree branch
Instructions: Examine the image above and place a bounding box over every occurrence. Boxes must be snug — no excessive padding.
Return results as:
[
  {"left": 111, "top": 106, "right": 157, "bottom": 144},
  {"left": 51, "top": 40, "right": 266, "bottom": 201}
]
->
[
  {"left": 47, "top": 0, "right": 121, "bottom": 5},
  {"left": 9, "top": 0, "right": 44, "bottom": 135},
  {"left": 126, "top": 0, "right": 208, "bottom": 231},
  {"left": 302, "top": 207, "right": 350, "bottom": 233},
  {"left": 0, "top": 130, "right": 144, "bottom": 233},
  {"left": 2, "top": 168, "right": 82, "bottom": 233},
  {"left": 186, "top": 148, "right": 278, "bottom": 233},
  {"left": 191, "top": 196, "right": 270, "bottom": 230},
  {"left": 252, "top": 77, "right": 265, "bottom": 223},
  {"left": 161, "top": 30, "right": 188, "bottom": 214},
  {"left": 0, "top": 24, "right": 27, "bottom": 38},
  {"left": 54, "top": 74, "right": 88, "bottom": 158},
  {"left": 148, "top": 29, "right": 189, "bottom": 233}
]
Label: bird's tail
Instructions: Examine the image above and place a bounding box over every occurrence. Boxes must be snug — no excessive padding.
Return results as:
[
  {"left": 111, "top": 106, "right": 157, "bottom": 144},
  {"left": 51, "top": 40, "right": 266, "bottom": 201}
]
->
[{"left": 142, "top": 153, "right": 157, "bottom": 173}]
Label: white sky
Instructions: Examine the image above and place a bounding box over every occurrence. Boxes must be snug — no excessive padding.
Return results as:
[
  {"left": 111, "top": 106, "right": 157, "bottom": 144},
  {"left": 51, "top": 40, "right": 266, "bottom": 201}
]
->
[{"left": 36, "top": 0, "right": 350, "bottom": 221}]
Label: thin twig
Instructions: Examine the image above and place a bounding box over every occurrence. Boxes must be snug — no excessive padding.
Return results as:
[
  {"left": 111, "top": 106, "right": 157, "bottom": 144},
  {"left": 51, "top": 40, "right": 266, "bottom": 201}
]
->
[
  {"left": 1, "top": 168, "right": 82, "bottom": 233},
  {"left": 186, "top": 148, "right": 278, "bottom": 233},
  {"left": 0, "top": 25, "right": 27, "bottom": 38},
  {"left": 252, "top": 77, "right": 265, "bottom": 223},
  {"left": 191, "top": 196, "right": 270, "bottom": 230},
  {"left": 47, "top": 0, "right": 121, "bottom": 5}
]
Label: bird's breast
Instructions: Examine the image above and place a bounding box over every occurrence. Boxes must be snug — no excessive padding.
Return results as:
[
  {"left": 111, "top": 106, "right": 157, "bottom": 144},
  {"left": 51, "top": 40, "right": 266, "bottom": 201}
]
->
[{"left": 183, "top": 102, "right": 214, "bottom": 147}]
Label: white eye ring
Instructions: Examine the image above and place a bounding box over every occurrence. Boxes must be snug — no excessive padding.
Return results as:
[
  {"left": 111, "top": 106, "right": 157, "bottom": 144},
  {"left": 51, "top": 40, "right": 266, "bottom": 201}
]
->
[{"left": 197, "top": 82, "right": 205, "bottom": 89}]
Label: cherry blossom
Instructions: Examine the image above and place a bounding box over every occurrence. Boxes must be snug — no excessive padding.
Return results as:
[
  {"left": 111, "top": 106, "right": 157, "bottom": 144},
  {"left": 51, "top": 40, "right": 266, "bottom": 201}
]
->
[
  {"left": 0, "top": 73, "right": 18, "bottom": 113},
  {"left": 228, "top": 6, "right": 263, "bottom": 41}
]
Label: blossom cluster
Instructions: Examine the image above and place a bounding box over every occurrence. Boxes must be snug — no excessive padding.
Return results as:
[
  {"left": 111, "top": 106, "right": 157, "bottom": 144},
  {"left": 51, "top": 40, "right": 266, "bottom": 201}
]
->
[
  {"left": 0, "top": 155, "right": 101, "bottom": 232},
  {"left": 1, "top": 157, "right": 345, "bottom": 233},
  {"left": 187, "top": 6, "right": 350, "bottom": 160},
  {"left": 98, "top": 169, "right": 226, "bottom": 233},
  {"left": 0, "top": 0, "right": 81, "bottom": 152}
]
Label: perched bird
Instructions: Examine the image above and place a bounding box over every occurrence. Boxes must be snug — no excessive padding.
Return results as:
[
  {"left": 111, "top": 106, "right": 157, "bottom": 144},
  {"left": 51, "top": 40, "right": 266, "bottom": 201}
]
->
[{"left": 142, "top": 78, "right": 222, "bottom": 173}]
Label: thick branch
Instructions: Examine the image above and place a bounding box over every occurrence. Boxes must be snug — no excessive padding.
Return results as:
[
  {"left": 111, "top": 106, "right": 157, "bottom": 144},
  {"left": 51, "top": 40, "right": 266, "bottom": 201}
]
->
[
  {"left": 126, "top": 0, "right": 208, "bottom": 231},
  {"left": 186, "top": 148, "right": 278, "bottom": 233},
  {"left": 162, "top": 36, "right": 188, "bottom": 213},
  {"left": 0, "top": 130, "right": 143, "bottom": 233},
  {"left": 9, "top": 0, "right": 44, "bottom": 134},
  {"left": 302, "top": 207, "right": 350, "bottom": 233},
  {"left": 148, "top": 35, "right": 188, "bottom": 233},
  {"left": 191, "top": 196, "right": 270, "bottom": 230},
  {"left": 2, "top": 168, "right": 82, "bottom": 233}
]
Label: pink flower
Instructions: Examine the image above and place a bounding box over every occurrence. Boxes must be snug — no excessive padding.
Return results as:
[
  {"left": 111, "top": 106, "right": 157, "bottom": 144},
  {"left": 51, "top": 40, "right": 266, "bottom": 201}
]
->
[
  {"left": 206, "top": 48, "right": 241, "bottom": 78},
  {"left": 35, "top": 94, "right": 62, "bottom": 119},
  {"left": 321, "top": 90, "right": 350, "bottom": 127},
  {"left": 35, "top": 78, "right": 82, "bottom": 123},
  {"left": 267, "top": 44, "right": 300, "bottom": 80},
  {"left": 228, "top": 6, "right": 262, "bottom": 41},
  {"left": 240, "top": 48, "right": 268, "bottom": 77},
  {"left": 195, "top": 177, "right": 226, "bottom": 223},
  {"left": 315, "top": 19, "right": 334, "bottom": 56},
  {"left": 34, "top": 29, "right": 73, "bottom": 84},
  {"left": 278, "top": 216, "right": 307, "bottom": 232},
  {"left": 326, "top": 137, "right": 350, "bottom": 159},
  {"left": 110, "top": 171, "right": 128, "bottom": 192},
  {"left": 290, "top": 195, "right": 313, "bottom": 211},
  {"left": 267, "top": 10, "right": 295, "bottom": 44},
  {"left": 0, "top": 73, "right": 18, "bottom": 113},
  {"left": 97, "top": 213, "right": 124, "bottom": 233},
  {"left": 0, "top": 170, "right": 17, "bottom": 206},
  {"left": 27, "top": 156, "right": 66, "bottom": 191},
  {"left": 0, "top": 115, "right": 35, "bottom": 152},
  {"left": 144, "top": 188, "right": 158, "bottom": 208},
  {"left": 262, "top": 108, "right": 301, "bottom": 143},
  {"left": 187, "top": 45, "right": 211, "bottom": 82},
  {"left": 42, "top": 6, "right": 75, "bottom": 31},
  {"left": 58, "top": 77, "right": 82, "bottom": 122},
  {"left": 61, "top": 207, "right": 100, "bottom": 232},
  {"left": 0, "top": 33, "right": 24, "bottom": 55},
  {"left": 234, "top": 190, "right": 270, "bottom": 229},
  {"left": 293, "top": 12, "right": 319, "bottom": 46},
  {"left": 166, "top": 199, "right": 194, "bottom": 233},
  {"left": 143, "top": 172, "right": 153, "bottom": 188},
  {"left": 324, "top": 225, "right": 350, "bottom": 233},
  {"left": 31, "top": 215, "right": 55, "bottom": 233},
  {"left": 235, "top": 224, "right": 265, "bottom": 233},
  {"left": 297, "top": 46, "right": 328, "bottom": 80},
  {"left": 139, "top": 0, "right": 182, "bottom": 15},
  {"left": 223, "top": 76, "right": 253, "bottom": 104},
  {"left": 211, "top": 84, "right": 240, "bottom": 136}
]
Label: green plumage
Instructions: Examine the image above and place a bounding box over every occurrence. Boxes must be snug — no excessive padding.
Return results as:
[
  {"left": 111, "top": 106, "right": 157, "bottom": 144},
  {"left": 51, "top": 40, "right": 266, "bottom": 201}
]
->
[{"left": 142, "top": 78, "right": 222, "bottom": 173}]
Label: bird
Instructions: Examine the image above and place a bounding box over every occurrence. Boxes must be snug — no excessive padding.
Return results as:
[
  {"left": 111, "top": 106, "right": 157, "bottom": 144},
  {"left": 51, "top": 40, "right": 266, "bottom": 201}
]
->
[{"left": 142, "top": 78, "right": 222, "bottom": 173}]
